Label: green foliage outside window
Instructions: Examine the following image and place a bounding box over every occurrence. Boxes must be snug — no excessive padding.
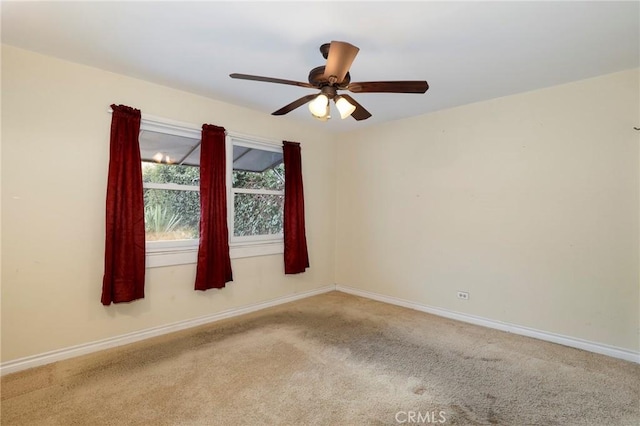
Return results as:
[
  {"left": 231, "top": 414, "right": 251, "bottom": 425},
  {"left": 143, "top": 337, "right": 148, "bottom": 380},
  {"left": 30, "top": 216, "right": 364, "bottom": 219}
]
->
[
  {"left": 142, "top": 161, "right": 284, "bottom": 241},
  {"left": 142, "top": 163, "right": 200, "bottom": 241},
  {"left": 232, "top": 163, "right": 284, "bottom": 191},
  {"left": 232, "top": 163, "right": 284, "bottom": 236}
]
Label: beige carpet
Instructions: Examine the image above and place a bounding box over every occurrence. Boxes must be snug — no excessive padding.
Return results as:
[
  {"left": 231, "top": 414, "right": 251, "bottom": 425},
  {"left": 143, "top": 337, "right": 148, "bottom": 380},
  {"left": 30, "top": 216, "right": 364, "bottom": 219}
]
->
[{"left": 1, "top": 291, "right": 639, "bottom": 425}]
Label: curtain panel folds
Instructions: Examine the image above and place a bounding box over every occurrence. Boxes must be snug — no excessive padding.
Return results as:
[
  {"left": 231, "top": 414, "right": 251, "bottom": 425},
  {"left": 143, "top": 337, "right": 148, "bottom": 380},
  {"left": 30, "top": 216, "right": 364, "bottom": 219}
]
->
[
  {"left": 283, "top": 141, "right": 310, "bottom": 274},
  {"left": 101, "top": 104, "right": 146, "bottom": 305},
  {"left": 194, "top": 124, "right": 233, "bottom": 290}
]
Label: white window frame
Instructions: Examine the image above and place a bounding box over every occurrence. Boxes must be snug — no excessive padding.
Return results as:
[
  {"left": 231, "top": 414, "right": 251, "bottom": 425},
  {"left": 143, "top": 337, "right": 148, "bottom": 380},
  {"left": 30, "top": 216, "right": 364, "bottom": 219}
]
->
[
  {"left": 136, "top": 115, "right": 284, "bottom": 268},
  {"left": 140, "top": 116, "right": 201, "bottom": 267}
]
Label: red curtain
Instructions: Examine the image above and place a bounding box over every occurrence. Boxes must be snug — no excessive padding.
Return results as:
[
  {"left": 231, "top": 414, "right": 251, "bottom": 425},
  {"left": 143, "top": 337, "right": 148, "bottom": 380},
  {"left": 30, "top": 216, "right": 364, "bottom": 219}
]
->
[
  {"left": 195, "top": 124, "right": 233, "bottom": 290},
  {"left": 283, "top": 141, "right": 310, "bottom": 274},
  {"left": 101, "top": 104, "right": 146, "bottom": 305}
]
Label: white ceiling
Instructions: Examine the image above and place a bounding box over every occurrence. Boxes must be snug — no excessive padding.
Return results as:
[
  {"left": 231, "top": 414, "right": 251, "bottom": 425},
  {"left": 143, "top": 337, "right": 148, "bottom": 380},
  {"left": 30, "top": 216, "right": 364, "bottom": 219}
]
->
[{"left": 2, "top": 1, "right": 639, "bottom": 133}]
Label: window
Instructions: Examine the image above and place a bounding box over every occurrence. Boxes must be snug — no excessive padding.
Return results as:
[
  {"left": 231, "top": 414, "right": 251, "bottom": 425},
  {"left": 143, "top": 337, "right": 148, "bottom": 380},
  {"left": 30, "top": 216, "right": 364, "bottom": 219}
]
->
[
  {"left": 142, "top": 164, "right": 200, "bottom": 240},
  {"left": 137, "top": 115, "right": 284, "bottom": 267},
  {"left": 229, "top": 137, "right": 285, "bottom": 244}
]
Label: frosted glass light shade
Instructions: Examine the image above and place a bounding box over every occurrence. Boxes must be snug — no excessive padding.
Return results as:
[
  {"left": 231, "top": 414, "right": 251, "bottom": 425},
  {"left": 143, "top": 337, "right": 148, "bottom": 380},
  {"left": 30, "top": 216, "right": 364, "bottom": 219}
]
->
[
  {"left": 309, "top": 94, "right": 329, "bottom": 118},
  {"left": 335, "top": 96, "right": 356, "bottom": 119}
]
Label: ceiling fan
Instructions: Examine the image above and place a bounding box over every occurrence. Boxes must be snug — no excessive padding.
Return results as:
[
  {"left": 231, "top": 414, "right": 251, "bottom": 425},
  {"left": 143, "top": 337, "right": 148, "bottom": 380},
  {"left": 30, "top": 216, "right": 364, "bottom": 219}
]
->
[{"left": 230, "top": 41, "right": 429, "bottom": 122}]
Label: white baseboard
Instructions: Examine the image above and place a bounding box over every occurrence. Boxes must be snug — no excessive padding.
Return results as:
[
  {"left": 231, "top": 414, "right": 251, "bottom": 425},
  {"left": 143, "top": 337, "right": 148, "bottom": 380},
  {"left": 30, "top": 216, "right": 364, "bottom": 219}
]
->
[
  {"left": 0, "top": 285, "right": 335, "bottom": 376},
  {"left": 336, "top": 284, "right": 640, "bottom": 364},
  {"left": 3, "top": 283, "right": 637, "bottom": 376}
]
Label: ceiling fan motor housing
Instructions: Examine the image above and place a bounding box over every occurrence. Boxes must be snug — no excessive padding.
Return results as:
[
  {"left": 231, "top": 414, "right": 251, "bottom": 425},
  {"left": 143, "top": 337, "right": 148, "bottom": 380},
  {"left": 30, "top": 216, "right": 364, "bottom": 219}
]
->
[
  {"left": 320, "top": 85, "right": 337, "bottom": 99},
  {"left": 308, "top": 66, "right": 351, "bottom": 88}
]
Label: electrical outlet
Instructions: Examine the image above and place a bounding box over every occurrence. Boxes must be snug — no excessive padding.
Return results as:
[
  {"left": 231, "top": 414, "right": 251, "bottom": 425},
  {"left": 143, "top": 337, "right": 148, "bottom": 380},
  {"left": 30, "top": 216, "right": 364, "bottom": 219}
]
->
[{"left": 457, "top": 291, "right": 469, "bottom": 300}]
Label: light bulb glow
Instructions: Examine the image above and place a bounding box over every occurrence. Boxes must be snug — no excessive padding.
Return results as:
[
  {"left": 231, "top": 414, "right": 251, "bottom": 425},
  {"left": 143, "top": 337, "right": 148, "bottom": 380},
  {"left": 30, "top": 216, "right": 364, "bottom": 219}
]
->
[
  {"left": 313, "top": 104, "right": 331, "bottom": 121},
  {"left": 335, "top": 96, "right": 356, "bottom": 119},
  {"left": 309, "top": 94, "right": 329, "bottom": 118},
  {"left": 153, "top": 152, "right": 174, "bottom": 163}
]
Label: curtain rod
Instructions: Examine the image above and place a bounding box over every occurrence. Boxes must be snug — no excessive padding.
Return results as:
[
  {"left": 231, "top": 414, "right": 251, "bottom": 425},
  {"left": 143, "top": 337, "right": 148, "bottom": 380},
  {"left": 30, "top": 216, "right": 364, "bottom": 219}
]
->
[
  {"left": 107, "top": 108, "right": 282, "bottom": 145},
  {"left": 107, "top": 108, "right": 200, "bottom": 132}
]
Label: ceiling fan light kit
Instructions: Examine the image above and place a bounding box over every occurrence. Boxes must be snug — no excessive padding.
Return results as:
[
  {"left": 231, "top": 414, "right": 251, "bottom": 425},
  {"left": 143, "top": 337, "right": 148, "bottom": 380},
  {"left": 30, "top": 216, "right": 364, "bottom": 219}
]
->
[
  {"left": 230, "top": 40, "right": 429, "bottom": 122},
  {"left": 309, "top": 94, "right": 354, "bottom": 121}
]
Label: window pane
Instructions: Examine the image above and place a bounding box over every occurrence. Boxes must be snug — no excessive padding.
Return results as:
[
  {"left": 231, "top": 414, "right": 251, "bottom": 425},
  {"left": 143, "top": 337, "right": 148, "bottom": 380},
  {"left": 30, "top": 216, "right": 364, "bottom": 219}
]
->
[
  {"left": 139, "top": 130, "right": 201, "bottom": 166},
  {"left": 233, "top": 145, "right": 283, "bottom": 173},
  {"left": 144, "top": 189, "right": 200, "bottom": 241},
  {"left": 234, "top": 193, "right": 284, "bottom": 236},
  {"left": 142, "top": 162, "right": 200, "bottom": 186},
  {"left": 233, "top": 162, "right": 284, "bottom": 191}
]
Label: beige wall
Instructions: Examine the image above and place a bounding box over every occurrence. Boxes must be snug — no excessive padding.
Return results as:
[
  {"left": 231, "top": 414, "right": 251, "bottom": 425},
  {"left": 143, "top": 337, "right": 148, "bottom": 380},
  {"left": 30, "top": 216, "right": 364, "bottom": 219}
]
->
[
  {"left": 1, "top": 46, "right": 336, "bottom": 362},
  {"left": 335, "top": 69, "right": 640, "bottom": 352},
  {"left": 3, "top": 44, "right": 638, "bottom": 363}
]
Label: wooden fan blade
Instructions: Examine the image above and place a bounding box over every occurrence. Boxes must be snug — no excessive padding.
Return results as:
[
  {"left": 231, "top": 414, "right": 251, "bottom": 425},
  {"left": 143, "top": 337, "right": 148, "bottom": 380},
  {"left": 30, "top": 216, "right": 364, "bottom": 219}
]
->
[
  {"left": 347, "top": 81, "right": 429, "bottom": 94},
  {"left": 340, "top": 94, "right": 372, "bottom": 121},
  {"left": 230, "top": 73, "right": 314, "bottom": 89},
  {"left": 272, "top": 94, "right": 319, "bottom": 116},
  {"left": 323, "top": 41, "right": 359, "bottom": 84}
]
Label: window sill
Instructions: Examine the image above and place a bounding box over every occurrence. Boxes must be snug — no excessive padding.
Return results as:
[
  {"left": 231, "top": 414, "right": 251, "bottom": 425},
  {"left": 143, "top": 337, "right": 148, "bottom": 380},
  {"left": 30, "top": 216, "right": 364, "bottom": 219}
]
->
[
  {"left": 145, "top": 240, "right": 283, "bottom": 268},
  {"left": 230, "top": 240, "right": 284, "bottom": 259}
]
